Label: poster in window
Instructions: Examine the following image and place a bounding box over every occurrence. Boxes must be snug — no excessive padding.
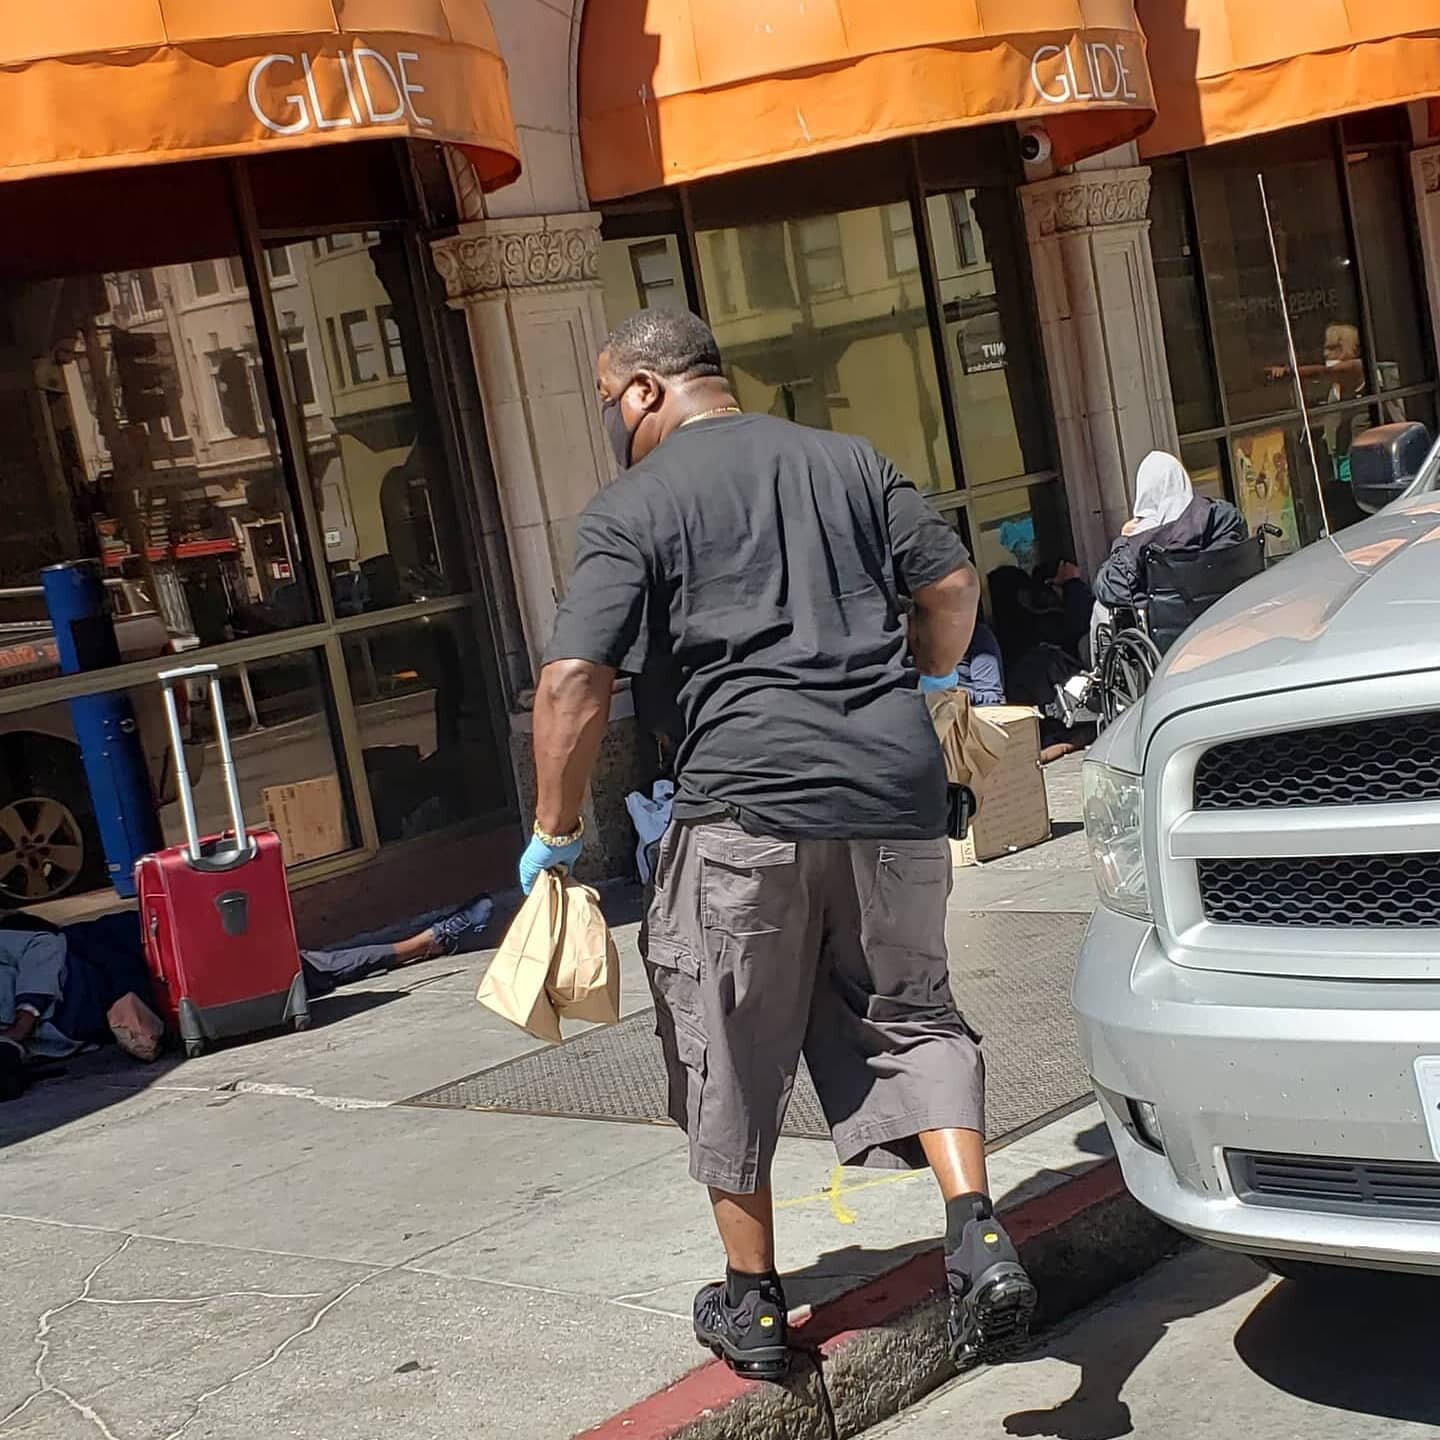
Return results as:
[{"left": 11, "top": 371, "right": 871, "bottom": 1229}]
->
[
  {"left": 1232, "top": 429, "right": 1300, "bottom": 556},
  {"left": 956, "top": 310, "right": 1007, "bottom": 376}
]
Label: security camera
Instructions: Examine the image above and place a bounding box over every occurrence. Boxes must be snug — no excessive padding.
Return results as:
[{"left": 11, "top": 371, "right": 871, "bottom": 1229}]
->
[{"left": 1019, "top": 126, "right": 1052, "bottom": 166}]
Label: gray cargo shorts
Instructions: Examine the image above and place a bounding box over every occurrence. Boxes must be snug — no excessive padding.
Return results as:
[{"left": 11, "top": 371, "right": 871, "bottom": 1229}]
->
[{"left": 642, "top": 819, "right": 983, "bottom": 1194}]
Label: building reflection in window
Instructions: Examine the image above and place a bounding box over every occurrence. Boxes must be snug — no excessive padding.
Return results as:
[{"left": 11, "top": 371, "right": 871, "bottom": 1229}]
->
[
  {"left": 270, "top": 231, "right": 468, "bottom": 617},
  {"left": 598, "top": 235, "right": 687, "bottom": 330},
  {"left": 927, "top": 190, "right": 1053, "bottom": 487},
  {"left": 698, "top": 206, "right": 954, "bottom": 494},
  {"left": 1, "top": 254, "right": 313, "bottom": 652}
]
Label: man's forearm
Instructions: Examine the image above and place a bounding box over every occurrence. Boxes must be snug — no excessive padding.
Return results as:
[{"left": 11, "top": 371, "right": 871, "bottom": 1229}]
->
[
  {"left": 911, "top": 567, "right": 980, "bottom": 676},
  {"left": 533, "top": 659, "right": 616, "bottom": 834}
]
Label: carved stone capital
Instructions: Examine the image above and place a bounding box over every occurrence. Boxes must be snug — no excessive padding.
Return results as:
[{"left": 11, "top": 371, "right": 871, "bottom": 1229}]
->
[
  {"left": 1021, "top": 166, "right": 1152, "bottom": 242},
  {"left": 431, "top": 213, "right": 602, "bottom": 302},
  {"left": 1420, "top": 149, "right": 1440, "bottom": 196}
]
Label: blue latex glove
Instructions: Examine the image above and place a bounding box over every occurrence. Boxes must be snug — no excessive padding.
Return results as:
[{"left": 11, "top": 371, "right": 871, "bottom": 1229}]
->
[
  {"left": 918, "top": 668, "right": 960, "bottom": 695},
  {"left": 519, "top": 831, "right": 584, "bottom": 895}
]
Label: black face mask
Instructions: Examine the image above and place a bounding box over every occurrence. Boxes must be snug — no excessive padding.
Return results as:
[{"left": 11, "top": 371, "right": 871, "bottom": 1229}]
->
[{"left": 603, "top": 394, "right": 638, "bottom": 471}]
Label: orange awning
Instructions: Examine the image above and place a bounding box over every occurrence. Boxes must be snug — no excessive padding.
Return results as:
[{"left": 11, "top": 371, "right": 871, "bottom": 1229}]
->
[
  {"left": 1137, "top": 2, "right": 1440, "bottom": 157},
  {"left": 0, "top": 1, "right": 520, "bottom": 188},
  {"left": 579, "top": 1, "right": 1157, "bottom": 202}
]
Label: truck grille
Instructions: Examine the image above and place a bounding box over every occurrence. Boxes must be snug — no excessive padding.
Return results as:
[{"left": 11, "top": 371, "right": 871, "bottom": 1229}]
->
[
  {"left": 1194, "top": 711, "right": 1440, "bottom": 811},
  {"left": 1198, "top": 854, "right": 1440, "bottom": 928},
  {"left": 1231, "top": 1151, "right": 1440, "bottom": 1218}
]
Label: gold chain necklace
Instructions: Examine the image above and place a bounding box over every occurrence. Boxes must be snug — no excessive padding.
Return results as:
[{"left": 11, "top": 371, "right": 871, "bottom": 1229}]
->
[{"left": 679, "top": 405, "right": 742, "bottom": 429}]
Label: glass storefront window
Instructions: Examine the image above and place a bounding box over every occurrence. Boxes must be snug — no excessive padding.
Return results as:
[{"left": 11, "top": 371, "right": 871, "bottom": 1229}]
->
[
  {"left": 1191, "top": 129, "right": 1364, "bottom": 425},
  {"left": 966, "top": 479, "right": 1069, "bottom": 589},
  {"left": 342, "top": 612, "right": 507, "bottom": 844},
  {"left": 177, "top": 651, "right": 352, "bottom": 861},
  {"left": 0, "top": 651, "right": 350, "bottom": 905},
  {"left": 0, "top": 146, "right": 510, "bottom": 914},
  {"left": 1151, "top": 163, "right": 1221, "bottom": 433},
  {"left": 270, "top": 232, "right": 470, "bottom": 618},
  {"left": 926, "top": 190, "right": 1053, "bottom": 485},
  {"left": 697, "top": 206, "right": 955, "bottom": 493},
  {"left": 1, "top": 253, "right": 314, "bottom": 654},
  {"left": 1347, "top": 147, "right": 1434, "bottom": 394},
  {"left": 1159, "top": 119, "right": 1439, "bottom": 560},
  {"left": 1179, "top": 437, "right": 1228, "bottom": 502},
  {"left": 598, "top": 235, "right": 686, "bottom": 331}
]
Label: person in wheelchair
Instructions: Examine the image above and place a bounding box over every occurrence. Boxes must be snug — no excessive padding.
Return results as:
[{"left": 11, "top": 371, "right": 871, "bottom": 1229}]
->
[
  {"left": 1093, "top": 450, "right": 1248, "bottom": 651},
  {"left": 1066, "top": 451, "right": 1262, "bottom": 727}
]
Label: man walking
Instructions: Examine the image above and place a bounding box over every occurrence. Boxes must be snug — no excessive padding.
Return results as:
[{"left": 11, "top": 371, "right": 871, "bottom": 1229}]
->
[{"left": 522, "top": 310, "right": 1036, "bottom": 1378}]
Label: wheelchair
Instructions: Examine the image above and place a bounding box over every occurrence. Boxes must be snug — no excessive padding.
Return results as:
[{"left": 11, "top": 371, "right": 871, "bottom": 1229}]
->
[{"left": 1056, "top": 525, "right": 1280, "bottom": 730}]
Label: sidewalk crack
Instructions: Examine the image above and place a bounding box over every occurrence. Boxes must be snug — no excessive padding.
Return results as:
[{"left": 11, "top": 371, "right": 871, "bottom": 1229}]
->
[
  {"left": 0, "top": 1234, "right": 349, "bottom": 1440},
  {"left": 0, "top": 1234, "right": 134, "bottom": 1437},
  {"left": 156, "top": 1271, "right": 379, "bottom": 1440}
]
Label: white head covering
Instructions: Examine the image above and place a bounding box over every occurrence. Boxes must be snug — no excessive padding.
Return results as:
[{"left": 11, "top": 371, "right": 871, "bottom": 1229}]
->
[{"left": 1130, "top": 451, "right": 1195, "bottom": 534}]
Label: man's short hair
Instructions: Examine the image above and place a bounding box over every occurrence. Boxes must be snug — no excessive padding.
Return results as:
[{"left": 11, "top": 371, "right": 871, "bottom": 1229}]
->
[{"left": 604, "top": 309, "right": 724, "bottom": 382}]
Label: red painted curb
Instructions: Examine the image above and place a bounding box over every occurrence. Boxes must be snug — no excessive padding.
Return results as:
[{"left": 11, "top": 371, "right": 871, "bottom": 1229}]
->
[{"left": 578, "top": 1159, "right": 1125, "bottom": 1440}]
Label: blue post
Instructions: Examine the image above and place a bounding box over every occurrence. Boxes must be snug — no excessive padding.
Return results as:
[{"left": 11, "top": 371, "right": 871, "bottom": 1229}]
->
[{"left": 41, "top": 562, "right": 163, "bottom": 899}]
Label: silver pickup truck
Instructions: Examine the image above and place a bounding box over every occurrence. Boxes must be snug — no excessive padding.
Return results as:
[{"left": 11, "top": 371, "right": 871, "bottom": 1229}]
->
[{"left": 1074, "top": 424, "right": 1440, "bottom": 1280}]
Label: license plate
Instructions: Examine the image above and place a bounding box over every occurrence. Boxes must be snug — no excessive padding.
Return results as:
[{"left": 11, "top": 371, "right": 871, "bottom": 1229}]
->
[{"left": 1415, "top": 1058, "right": 1440, "bottom": 1162}]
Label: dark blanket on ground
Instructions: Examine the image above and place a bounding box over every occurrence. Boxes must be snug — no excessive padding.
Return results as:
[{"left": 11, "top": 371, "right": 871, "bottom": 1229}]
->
[{"left": 0, "top": 912, "right": 155, "bottom": 1048}]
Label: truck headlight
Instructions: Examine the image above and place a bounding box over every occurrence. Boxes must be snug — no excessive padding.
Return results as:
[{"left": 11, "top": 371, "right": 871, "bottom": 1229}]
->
[{"left": 1082, "top": 762, "right": 1151, "bottom": 920}]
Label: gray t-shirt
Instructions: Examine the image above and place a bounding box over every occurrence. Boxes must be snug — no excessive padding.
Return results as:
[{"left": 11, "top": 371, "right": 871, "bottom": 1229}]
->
[{"left": 545, "top": 413, "right": 969, "bottom": 839}]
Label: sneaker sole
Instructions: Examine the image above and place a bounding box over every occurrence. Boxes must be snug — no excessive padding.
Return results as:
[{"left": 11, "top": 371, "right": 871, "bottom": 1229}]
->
[
  {"left": 698, "top": 1335, "right": 791, "bottom": 1381},
  {"left": 952, "top": 1262, "right": 1037, "bottom": 1372}
]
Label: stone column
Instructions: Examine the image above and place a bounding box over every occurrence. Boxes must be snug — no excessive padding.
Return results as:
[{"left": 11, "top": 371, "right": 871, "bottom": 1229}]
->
[
  {"left": 432, "top": 213, "right": 651, "bottom": 880},
  {"left": 1020, "top": 166, "right": 1180, "bottom": 573},
  {"left": 1411, "top": 146, "right": 1440, "bottom": 381}
]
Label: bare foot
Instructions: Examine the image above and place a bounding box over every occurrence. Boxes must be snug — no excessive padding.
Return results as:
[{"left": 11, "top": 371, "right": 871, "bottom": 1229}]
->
[{"left": 1040, "top": 742, "right": 1079, "bottom": 765}]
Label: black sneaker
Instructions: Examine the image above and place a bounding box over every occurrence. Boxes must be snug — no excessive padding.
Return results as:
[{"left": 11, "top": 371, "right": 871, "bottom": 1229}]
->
[
  {"left": 429, "top": 896, "right": 494, "bottom": 956},
  {"left": 693, "top": 1282, "right": 790, "bottom": 1380},
  {"left": 945, "top": 1214, "right": 1037, "bottom": 1372}
]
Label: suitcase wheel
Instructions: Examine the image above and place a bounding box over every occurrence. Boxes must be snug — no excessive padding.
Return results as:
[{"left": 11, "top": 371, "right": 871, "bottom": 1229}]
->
[
  {"left": 294, "top": 1014, "right": 311, "bottom": 1033},
  {"left": 184, "top": 1037, "right": 205, "bottom": 1059}
]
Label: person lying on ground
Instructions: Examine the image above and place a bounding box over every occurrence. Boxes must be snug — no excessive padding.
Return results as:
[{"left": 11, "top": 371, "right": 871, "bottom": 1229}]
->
[{"left": 0, "top": 895, "right": 494, "bottom": 1097}]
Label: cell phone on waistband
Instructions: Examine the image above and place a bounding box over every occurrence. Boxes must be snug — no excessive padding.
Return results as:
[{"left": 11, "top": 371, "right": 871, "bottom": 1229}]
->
[{"left": 945, "top": 783, "right": 976, "bottom": 842}]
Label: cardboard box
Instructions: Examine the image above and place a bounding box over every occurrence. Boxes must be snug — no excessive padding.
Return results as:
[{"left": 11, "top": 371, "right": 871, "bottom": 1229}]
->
[
  {"left": 951, "top": 705, "right": 1050, "bottom": 866},
  {"left": 262, "top": 775, "right": 345, "bottom": 865}
]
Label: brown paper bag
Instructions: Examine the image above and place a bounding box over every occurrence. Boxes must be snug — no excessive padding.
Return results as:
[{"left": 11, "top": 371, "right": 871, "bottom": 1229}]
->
[
  {"left": 547, "top": 880, "right": 621, "bottom": 1028},
  {"left": 477, "top": 872, "right": 622, "bottom": 1042},
  {"left": 925, "top": 689, "right": 1007, "bottom": 792},
  {"left": 476, "top": 870, "right": 564, "bottom": 1044}
]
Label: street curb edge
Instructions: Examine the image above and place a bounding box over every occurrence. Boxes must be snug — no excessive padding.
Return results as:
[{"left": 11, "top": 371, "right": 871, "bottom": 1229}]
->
[{"left": 576, "top": 1159, "right": 1180, "bottom": 1440}]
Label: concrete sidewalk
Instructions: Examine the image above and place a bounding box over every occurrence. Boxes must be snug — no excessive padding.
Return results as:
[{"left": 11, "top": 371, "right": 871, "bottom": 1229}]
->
[{"left": 0, "top": 761, "right": 1109, "bottom": 1440}]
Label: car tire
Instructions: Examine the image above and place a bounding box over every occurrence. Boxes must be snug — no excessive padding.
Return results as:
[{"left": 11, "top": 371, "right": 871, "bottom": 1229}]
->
[{"left": 0, "top": 736, "right": 108, "bottom": 907}]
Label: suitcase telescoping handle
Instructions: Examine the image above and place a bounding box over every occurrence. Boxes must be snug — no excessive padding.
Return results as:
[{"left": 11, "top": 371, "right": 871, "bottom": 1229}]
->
[{"left": 157, "top": 663, "right": 251, "bottom": 865}]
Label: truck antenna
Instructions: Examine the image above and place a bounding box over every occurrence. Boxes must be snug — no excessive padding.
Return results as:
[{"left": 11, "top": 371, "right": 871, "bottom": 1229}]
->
[{"left": 1258, "top": 172, "right": 1331, "bottom": 538}]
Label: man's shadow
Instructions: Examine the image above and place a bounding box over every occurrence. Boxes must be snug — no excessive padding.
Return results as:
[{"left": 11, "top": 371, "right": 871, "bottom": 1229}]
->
[{"left": 1002, "top": 1248, "right": 1263, "bottom": 1440}]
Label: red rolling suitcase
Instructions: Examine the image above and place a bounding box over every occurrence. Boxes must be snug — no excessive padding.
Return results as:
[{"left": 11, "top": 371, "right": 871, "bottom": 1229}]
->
[{"left": 136, "top": 663, "right": 309, "bottom": 1057}]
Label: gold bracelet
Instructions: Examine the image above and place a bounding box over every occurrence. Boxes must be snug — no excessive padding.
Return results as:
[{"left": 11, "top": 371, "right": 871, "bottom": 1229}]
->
[{"left": 533, "top": 817, "right": 585, "bottom": 848}]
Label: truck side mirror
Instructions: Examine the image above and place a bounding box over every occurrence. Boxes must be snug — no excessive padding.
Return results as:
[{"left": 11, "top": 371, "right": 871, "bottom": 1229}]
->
[{"left": 1350, "top": 422, "right": 1432, "bottom": 515}]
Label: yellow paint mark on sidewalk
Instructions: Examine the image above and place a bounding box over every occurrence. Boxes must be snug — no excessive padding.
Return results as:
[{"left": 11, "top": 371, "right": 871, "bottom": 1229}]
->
[{"left": 778, "top": 1166, "right": 927, "bottom": 1219}]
